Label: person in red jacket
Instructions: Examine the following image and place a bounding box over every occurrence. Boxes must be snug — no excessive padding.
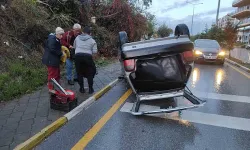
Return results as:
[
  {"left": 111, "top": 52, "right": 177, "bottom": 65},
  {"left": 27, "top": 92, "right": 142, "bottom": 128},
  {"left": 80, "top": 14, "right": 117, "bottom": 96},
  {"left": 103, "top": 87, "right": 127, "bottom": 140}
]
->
[{"left": 61, "top": 23, "right": 82, "bottom": 85}]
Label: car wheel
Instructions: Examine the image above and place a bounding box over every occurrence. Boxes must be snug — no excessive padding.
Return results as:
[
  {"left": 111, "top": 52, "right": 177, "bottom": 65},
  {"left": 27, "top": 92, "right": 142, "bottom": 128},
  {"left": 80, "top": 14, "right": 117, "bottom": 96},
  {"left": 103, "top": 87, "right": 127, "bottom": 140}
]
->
[{"left": 174, "top": 24, "right": 190, "bottom": 39}]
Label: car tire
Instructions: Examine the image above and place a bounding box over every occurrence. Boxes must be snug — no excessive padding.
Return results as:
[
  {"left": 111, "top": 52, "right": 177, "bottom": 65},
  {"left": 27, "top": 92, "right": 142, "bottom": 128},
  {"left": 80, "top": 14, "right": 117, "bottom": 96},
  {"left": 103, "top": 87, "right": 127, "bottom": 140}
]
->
[{"left": 174, "top": 24, "right": 190, "bottom": 39}]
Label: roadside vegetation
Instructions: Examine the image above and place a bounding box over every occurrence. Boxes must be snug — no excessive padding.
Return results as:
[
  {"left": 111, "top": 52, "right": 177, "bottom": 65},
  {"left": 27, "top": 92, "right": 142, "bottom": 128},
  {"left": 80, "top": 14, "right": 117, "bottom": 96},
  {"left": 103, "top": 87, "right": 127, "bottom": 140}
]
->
[
  {"left": 157, "top": 24, "right": 173, "bottom": 38},
  {"left": 190, "top": 20, "right": 250, "bottom": 65},
  {"left": 191, "top": 20, "right": 238, "bottom": 51},
  {"left": 0, "top": 59, "right": 47, "bottom": 101},
  {"left": 0, "top": 0, "right": 156, "bottom": 101}
]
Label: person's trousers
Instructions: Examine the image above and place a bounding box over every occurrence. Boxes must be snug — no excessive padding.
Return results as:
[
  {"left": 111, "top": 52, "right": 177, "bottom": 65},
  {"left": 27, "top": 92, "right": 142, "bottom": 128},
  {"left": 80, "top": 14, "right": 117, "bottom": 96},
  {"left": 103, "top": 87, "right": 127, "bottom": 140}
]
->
[
  {"left": 47, "top": 66, "right": 60, "bottom": 90},
  {"left": 66, "top": 58, "right": 77, "bottom": 81},
  {"left": 75, "top": 53, "right": 96, "bottom": 90}
]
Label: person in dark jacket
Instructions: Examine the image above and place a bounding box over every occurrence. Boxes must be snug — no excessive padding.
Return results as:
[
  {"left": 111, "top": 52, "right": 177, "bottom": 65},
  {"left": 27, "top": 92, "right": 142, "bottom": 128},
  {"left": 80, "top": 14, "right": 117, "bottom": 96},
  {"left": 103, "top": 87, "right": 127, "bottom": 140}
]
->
[
  {"left": 74, "top": 26, "right": 97, "bottom": 94},
  {"left": 42, "top": 27, "right": 65, "bottom": 90},
  {"left": 61, "top": 23, "right": 82, "bottom": 85}
]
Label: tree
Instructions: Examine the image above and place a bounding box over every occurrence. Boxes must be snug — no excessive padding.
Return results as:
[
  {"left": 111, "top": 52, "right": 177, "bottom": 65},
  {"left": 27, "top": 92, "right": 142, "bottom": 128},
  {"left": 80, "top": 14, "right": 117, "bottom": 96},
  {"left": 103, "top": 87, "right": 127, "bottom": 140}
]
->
[
  {"left": 204, "top": 23, "right": 209, "bottom": 34},
  {"left": 192, "top": 24, "right": 225, "bottom": 45},
  {"left": 224, "top": 20, "right": 238, "bottom": 50},
  {"left": 207, "top": 24, "right": 225, "bottom": 45},
  {"left": 145, "top": 12, "right": 156, "bottom": 38},
  {"left": 157, "top": 24, "right": 173, "bottom": 38},
  {"left": 192, "top": 21, "right": 238, "bottom": 51},
  {"left": 130, "top": 0, "right": 152, "bottom": 10}
]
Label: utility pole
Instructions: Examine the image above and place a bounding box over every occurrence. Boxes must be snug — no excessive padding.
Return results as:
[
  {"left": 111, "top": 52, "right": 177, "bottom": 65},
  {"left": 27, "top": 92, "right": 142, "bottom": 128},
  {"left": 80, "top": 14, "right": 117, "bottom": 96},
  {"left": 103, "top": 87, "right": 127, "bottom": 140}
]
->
[{"left": 216, "top": 0, "right": 221, "bottom": 26}]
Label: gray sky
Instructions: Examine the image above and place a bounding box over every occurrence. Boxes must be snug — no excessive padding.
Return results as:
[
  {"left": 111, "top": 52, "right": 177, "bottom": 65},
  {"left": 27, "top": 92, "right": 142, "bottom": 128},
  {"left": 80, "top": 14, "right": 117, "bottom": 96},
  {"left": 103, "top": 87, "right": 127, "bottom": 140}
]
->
[{"left": 147, "top": 0, "right": 236, "bottom": 35}]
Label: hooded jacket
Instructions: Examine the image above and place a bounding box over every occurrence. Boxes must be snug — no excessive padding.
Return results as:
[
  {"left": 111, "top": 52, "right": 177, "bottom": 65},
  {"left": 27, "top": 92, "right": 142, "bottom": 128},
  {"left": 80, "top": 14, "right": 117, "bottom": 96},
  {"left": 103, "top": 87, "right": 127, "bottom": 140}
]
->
[
  {"left": 42, "top": 33, "right": 63, "bottom": 67},
  {"left": 74, "top": 33, "right": 97, "bottom": 55}
]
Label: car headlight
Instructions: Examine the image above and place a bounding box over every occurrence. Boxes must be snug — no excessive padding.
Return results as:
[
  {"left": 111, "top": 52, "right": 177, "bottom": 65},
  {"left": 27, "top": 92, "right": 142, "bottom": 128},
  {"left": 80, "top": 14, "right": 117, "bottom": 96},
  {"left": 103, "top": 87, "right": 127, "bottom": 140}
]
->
[
  {"left": 195, "top": 50, "right": 203, "bottom": 55},
  {"left": 218, "top": 51, "right": 225, "bottom": 56}
]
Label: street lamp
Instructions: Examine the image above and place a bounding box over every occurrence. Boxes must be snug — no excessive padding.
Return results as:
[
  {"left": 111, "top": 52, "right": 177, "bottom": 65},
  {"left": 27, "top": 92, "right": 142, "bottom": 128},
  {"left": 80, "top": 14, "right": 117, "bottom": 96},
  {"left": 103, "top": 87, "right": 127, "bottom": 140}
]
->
[{"left": 187, "top": 2, "right": 203, "bottom": 35}]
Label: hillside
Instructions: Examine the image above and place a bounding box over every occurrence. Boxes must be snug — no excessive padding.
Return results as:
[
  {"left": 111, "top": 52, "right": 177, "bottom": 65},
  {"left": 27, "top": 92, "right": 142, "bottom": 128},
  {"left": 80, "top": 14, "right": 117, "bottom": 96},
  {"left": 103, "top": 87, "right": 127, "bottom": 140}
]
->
[{"left": 0, "top": 0, "right": 154, "bottom": 101}]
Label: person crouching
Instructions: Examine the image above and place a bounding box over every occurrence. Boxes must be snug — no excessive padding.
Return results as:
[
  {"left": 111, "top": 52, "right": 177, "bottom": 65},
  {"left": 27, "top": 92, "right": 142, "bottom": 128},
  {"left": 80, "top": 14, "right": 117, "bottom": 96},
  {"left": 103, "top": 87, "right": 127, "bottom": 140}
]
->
[
  {"left": 74, "top": 26, "right": 97, "bottom": 94},
  {"left": 42, "top": 27, "right": 65, "bottom": 90}
]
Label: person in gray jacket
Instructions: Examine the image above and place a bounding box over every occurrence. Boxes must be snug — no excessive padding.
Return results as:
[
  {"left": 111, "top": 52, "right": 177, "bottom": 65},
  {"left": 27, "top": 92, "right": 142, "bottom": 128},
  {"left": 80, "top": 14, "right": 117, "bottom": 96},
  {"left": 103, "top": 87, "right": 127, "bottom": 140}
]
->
[{"left": 74, "top": 26, "right": 97, "bottom": 94}]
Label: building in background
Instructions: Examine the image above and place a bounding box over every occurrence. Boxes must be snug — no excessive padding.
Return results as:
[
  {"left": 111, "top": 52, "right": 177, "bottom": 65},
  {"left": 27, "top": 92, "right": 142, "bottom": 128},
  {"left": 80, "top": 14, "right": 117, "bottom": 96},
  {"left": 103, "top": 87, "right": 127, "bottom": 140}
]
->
[
  {"left": 231, "top": 0, "right": 250, "bottom": 44},
  {"left": 218, "top": 14, "right": 239, "bottom": 29}
]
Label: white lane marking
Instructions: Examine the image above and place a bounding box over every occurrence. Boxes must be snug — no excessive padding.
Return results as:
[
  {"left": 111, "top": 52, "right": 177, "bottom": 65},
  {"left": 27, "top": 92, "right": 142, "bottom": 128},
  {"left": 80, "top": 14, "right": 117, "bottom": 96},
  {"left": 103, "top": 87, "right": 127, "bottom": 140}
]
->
[
  {"left": 191, "top": 91, "right": 250, "bottom": 103},
  {"left": 121, "top": 102, "right": 250, "bottom": 131},
  {"left": 65, "top": 97, "right": 95, "bottom": 120},
  {"left": 64, "top": 79, "right": 119, "bottom": 121}
]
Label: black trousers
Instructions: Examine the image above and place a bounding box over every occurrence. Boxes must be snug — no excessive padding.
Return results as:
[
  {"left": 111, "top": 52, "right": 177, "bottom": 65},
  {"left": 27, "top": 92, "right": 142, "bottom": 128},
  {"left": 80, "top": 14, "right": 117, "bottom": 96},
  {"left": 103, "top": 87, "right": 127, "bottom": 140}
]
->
[{"left": 75, "top": 53, "right": 96, "bottom": 89}]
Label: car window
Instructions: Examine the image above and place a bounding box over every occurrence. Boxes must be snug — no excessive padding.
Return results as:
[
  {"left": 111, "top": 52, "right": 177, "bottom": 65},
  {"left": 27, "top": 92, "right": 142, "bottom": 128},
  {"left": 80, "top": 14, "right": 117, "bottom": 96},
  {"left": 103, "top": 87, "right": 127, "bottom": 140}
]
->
[{"left": 194, "top": 40, "right": 220, "bottom": 48}]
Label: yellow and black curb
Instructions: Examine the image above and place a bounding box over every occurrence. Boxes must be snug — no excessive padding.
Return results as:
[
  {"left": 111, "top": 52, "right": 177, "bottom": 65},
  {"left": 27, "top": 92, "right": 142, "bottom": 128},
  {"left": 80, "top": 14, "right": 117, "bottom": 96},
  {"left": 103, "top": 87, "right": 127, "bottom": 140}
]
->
[{"left": 14, "top": 79, "right": 119, "bottom": 150}]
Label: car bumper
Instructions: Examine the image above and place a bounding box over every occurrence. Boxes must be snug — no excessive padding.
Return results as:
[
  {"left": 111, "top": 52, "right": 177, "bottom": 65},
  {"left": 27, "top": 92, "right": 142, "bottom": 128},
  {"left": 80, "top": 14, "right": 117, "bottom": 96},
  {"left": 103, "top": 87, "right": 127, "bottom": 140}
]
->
[{"left": 195, "top": 55, "right": 225, "bottom": 63}]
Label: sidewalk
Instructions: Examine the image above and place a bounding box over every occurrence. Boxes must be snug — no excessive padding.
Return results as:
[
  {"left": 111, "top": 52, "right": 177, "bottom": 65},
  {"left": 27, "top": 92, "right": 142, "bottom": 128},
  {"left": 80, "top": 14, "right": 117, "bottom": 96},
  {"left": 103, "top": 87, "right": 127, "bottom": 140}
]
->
[{"left": 0, "top": 62, "right": 121, "bottom": 150}]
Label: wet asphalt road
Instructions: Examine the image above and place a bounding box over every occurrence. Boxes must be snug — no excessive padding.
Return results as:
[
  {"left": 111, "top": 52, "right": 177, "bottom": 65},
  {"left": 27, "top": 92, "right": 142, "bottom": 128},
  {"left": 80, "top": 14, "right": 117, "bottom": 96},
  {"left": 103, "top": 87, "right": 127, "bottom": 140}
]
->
[
  {"left": 188, "top": 63, "right": 250, "bottom": 96},
  {"left": 36, "top": 62, "right": 250, "bottom": 150}
]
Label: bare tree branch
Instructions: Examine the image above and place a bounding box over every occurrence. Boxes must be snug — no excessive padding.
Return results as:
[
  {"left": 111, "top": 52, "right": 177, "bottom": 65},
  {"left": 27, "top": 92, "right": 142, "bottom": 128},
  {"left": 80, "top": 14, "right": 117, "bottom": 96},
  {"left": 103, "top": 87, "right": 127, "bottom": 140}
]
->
[
  {"left": 0, "top": 31, "right": 32, "bottom": 50},
  {"left": 36, "top": 0, "right": 54, "bottom": 14},
  {"left": 98, "top": 11, "right": 121, "bottom": 19}
]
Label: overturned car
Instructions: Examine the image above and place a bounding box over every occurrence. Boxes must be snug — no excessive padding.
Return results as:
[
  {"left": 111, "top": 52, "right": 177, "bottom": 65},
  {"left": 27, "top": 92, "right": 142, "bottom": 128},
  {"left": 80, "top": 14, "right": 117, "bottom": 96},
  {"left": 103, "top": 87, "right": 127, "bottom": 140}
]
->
[{"left": 118, "top": 24, "right": 206, "bottom": 115}]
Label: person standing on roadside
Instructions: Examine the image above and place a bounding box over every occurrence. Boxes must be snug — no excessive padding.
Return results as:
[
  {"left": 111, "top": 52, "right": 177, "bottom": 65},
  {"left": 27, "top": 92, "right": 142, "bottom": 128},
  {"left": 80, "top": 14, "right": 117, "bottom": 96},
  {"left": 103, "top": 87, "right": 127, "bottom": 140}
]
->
[
  {"left": 42, "top": 27, "right": 65, "bottom": 90},
  {"left": 61, "top": 23, "right": 82, "bottom": 85},
  {"left": 74, "top": 26, "right": 97, "bottom": 94}
]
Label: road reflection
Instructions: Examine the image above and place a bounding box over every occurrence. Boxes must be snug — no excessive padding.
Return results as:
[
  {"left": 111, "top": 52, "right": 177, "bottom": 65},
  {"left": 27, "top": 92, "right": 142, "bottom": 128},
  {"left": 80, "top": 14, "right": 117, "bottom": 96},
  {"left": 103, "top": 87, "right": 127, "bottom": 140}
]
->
[
  {"left": 154, "top": 111, "right": 193, "bottom": 127},
  {"left": 215, "top": 69, "right": 224, "bottom": 89},
  {"left": 191, "top": 68, "right": 200, "bottom": 88},
  {"left": 191, "top": 66, "right": 225, "bottom": 91}
]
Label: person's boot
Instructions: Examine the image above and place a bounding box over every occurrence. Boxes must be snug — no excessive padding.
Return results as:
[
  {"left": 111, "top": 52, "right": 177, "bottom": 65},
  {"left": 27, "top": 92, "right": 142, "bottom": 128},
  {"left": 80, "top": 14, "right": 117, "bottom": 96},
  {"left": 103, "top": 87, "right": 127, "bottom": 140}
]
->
[
  {"left": 89, "top": 87, "right": 94, "bottom": 94},
  {"left": 68, "top": 80, "right": 74, "bottom": 85},
  {"left": 79, "top": 87, "right": 85, "bottom": 93}
]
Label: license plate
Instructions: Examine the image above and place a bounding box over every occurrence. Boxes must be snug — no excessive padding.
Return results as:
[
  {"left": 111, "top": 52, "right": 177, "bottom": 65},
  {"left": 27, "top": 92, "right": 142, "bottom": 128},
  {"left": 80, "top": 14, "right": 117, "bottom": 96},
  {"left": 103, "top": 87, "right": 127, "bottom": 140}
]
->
[{"left": 205, "top": 56, "right": 216, "bottom": 59}]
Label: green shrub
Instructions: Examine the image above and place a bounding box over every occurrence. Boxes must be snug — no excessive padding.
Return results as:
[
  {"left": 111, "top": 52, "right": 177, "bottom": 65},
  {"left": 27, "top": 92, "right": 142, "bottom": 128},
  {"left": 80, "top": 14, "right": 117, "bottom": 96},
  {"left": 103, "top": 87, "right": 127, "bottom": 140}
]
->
[
  {"left": 0, "top": 61, "right": 46, "bottom": 101},
  {"left": 0, "top": 73, "right": 11, "bottom": 88}
]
